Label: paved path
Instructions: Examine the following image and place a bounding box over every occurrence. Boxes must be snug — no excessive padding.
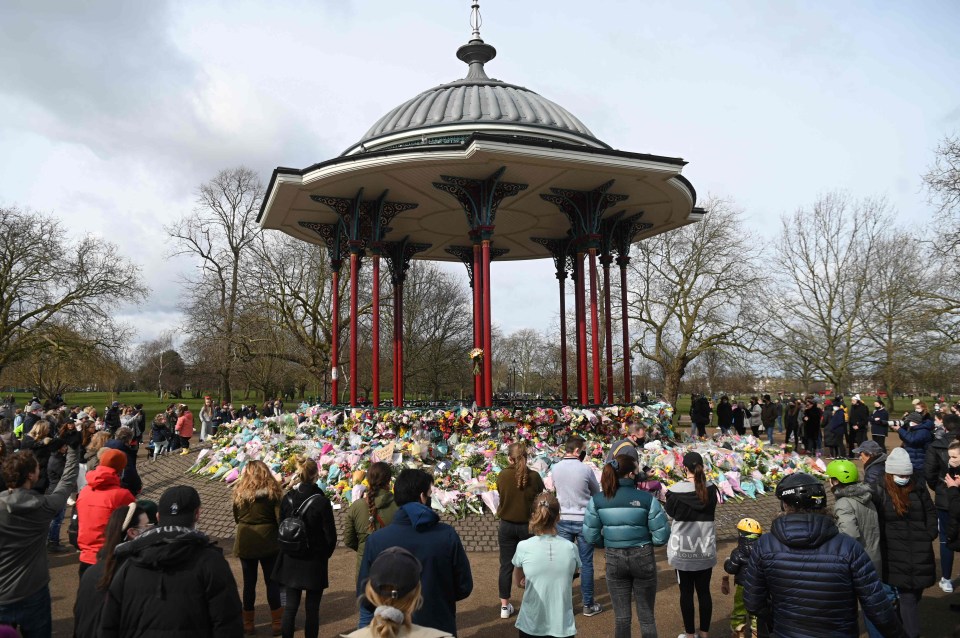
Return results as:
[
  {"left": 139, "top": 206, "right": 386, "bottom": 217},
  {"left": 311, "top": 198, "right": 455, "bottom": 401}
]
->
[{"left": 45, "top": 436, "right": 959, "bottom": 637}]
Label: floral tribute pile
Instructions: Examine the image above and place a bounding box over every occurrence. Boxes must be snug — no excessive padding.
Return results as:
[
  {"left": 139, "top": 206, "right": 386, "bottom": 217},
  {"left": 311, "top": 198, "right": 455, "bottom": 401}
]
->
[{"left": 188, "top": 402, "right": 827, "bottom": 519}]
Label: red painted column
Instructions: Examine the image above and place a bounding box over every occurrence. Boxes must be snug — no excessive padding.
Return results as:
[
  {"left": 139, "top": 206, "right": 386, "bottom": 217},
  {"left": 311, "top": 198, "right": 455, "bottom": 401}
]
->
[
  {"left": 575, "top": 252, "right": 588, "bottom": 404},
  {"left": 392, "top": 283, "right": 401, "bottom": 407},
  {"left": 588, "top": 247, "right": 602, "bottom": 404},
  {"left": 349, "top": 249, "right": 360, "bottom": 406},
  {"left": 371, "top": 253, "right": 380, "bottom": 407},
  {"left": 619, "top": 258, "right": 631, "bottom": 401},
  {"left": 472, "top": 243, "right": 483, "bottom": 405},
  {"left": 331, "top": 268, "right": 340, "bottom": 404},
  {"left": 397, "top": 281, "right": 405, "bottom": 407},
  {"left": 481, "top": 236, "right": 493, "bottom": 407},
  {"left": 558, "top": 273, "right": 568, "bottom": 404},
  {"left": 602, "top": 256, "right": 614, "bottom": 404}
]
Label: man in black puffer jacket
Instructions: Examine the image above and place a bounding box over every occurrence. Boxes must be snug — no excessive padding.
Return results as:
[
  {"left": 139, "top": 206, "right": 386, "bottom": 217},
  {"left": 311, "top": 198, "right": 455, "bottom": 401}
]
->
[
  {"left": 100, "top": 486, "right": 242, "bottom": 637},
  {"left": 744, "top": 473, "right": 906, "bottom": 638}
]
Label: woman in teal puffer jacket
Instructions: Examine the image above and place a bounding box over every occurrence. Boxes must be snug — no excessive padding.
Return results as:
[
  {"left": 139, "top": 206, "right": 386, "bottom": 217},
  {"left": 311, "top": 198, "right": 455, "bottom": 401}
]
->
[{"left": 583, "top": 454, "right": 670, "bottom": 638}]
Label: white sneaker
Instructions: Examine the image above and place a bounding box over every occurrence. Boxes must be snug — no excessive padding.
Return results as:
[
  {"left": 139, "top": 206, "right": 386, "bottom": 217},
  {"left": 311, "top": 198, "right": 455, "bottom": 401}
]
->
[
  {"left": 500, "top": 603, "right": 514, "bottom": 619},
  {"left": 941, "top": 577, "right": 954, "bottom": 593}
]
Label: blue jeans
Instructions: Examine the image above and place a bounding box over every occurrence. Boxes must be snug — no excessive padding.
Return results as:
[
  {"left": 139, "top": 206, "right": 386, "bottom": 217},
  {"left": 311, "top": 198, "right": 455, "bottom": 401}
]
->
[
  {"left": 775, "top": 415, "right": 783, "bottom": 433},
  {"left": 0, "top": 584, "right": 52, "bottom": 638},
  {"left": 767, "top": 423, "right": 775, "bottom": 444},
  {"left": 556, "top": 519, "right": 595, "bottom": 607},
  {"left": 606, "top": 545, "right": 657, "bottom": 638},
  {"left": 939, "top": 508, "right": 955, "bottom": 580},
  {"left": 48, "top": 506, "right": 65, "bottom": 544},
  {"left": 864, "top": 583, "right": 897, "bottom": 638}
]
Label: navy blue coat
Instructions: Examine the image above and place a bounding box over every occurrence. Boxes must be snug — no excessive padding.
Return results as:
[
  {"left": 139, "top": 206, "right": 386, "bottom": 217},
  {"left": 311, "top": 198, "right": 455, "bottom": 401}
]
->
[
  {"left": 897, "top": 420, "right": 933, "bottom": 475},
  {"left": 358, "top": 502, "right": 473, "bottom": 636},
  {"left": 870, "top": 408, "right": 889, "bottom": 437},
  {"left": 744, "top": 513, "right": 906, "bottom": 638}
]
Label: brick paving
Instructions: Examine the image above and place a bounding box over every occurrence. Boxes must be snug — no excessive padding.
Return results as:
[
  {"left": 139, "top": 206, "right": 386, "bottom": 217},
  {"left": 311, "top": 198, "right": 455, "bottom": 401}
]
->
[{"left": 139, "top": 443, "right": 784, "bottom": 546}]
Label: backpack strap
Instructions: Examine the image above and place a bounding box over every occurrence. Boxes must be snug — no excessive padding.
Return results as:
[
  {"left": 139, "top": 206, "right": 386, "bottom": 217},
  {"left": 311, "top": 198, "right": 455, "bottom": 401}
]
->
[{"left": 294, "top": 493, "right": 323, "bottom": 517}]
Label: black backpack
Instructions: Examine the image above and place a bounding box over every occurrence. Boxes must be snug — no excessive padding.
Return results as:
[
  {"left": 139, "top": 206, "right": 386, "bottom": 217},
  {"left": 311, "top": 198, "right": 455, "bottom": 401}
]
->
[{"left": 277, "top": 494, "right": 322, "bottom": 557}]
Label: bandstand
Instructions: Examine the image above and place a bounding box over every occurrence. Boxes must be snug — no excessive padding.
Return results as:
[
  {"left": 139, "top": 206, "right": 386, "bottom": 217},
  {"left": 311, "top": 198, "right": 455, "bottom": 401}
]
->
[{"left": 257, "top": 2, "right": 704, "bottom": 408}]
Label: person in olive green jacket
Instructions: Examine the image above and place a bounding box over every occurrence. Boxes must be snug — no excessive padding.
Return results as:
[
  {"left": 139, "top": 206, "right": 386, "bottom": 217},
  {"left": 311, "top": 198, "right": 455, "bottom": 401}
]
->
[
  {"left": 233, "top": 460, "right": 284, "bottom": 635},
  {"left": 494, "top": 441, "right": 545, "bottom": 619},
  {"left": 344, "top": 462, "right": 398, "bottom": 574}
]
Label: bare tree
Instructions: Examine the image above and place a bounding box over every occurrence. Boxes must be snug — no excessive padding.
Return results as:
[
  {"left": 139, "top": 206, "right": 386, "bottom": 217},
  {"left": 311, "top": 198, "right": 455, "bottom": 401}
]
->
[
  {"left": 134, "top": 331, "right": 182, "bottom": 396},
  {"left": 859, "top": 229, "right": 937, "bottom": 412},
  {"left": 401, "top": 262, "right": 473, "bottom": 400},
  {"left": 166, "top": 167, "right": 264, "bottom": 403},
  {"left": 773, "top": 193, "right": 890, "bottom": 394},
  {"left": 627, "top": 196, "right": 764, "bottom": 407},
  {"left": 0, "top": 206, "right": 146, "bottom": 384},
  {"left": 924, "top": 133, "right": 960, "bottom": 235}
]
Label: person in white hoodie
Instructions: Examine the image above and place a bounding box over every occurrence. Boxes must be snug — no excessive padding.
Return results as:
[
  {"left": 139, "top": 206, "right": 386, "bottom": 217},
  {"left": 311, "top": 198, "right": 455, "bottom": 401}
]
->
[{"left": 665, "top": 451, "right": 719, "bottom": 638}]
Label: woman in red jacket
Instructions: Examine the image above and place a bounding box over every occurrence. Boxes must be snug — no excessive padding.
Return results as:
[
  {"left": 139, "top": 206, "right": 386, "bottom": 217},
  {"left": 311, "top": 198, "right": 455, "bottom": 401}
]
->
[
  {"left": 175, "top": 404, "right": 194, "bottom": 455},
  {"left": 75, "top": 449, "right": 135, "bottom": 576}
]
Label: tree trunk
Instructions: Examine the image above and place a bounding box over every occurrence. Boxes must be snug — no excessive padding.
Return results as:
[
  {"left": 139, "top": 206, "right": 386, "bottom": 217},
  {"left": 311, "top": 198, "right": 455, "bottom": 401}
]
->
[{"left": 663, "top": 366, "right": 683, "bottom": 414}]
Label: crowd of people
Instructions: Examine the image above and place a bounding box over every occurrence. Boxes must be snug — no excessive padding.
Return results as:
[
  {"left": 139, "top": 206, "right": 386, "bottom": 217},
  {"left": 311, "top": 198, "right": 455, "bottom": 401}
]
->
[{"left": 0, "top": 393, "right": 959, "bottom": 637}]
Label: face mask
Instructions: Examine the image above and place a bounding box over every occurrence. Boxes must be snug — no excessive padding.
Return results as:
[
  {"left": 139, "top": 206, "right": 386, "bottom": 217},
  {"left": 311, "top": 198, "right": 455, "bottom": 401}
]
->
[
  {"left": 893, "top": 476, "right": 911, "bottom": 486},
  {"left": 577, "top": 450, "right": 587, "bottom": 462}
]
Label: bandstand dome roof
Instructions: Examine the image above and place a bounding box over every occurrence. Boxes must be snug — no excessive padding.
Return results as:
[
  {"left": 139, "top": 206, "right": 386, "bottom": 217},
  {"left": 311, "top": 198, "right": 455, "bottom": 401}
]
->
[
  {"left": 258, "top": 9, "right": 704, "bottom": 263},
  {"left": 341, "top": 37, "right": 609, "bottom": 156}
]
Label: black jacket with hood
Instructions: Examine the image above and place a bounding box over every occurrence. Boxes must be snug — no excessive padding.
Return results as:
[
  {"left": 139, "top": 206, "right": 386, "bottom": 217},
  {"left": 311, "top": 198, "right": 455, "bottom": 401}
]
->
[
  {"left": 100, "top": 526, "right": 243, "bottom": 637},
  {"left": 743, "top": 513, "right": 906, "bottom": 638},
  {"left": 925, "top": 430, "right": 957, "bottom": 509}
]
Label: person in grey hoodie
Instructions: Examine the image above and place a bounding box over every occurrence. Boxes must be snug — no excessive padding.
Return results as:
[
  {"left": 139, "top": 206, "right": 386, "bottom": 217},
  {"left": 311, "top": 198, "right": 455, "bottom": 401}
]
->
[
  {"left": 0, "top": 433, "right": 79, "bottom": 636},
  {"left": 551, "top": 435, "right": 603, "bottom": 616},
  {"left": 826, "top": 459, "right": 889, "bottom": 638},
  {"left": 665, "top": 451, "right": 719, "bottom": 638}
]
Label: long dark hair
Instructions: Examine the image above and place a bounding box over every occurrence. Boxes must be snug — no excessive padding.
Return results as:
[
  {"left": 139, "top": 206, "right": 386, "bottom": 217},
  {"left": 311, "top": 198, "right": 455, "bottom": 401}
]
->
[
  {"left": 692, "top": 463, "right": 709, "bottom": 504},
  {"left": 884, "top": 473, "right": 914, "bottom": 517},
  {"left": 97, "top": 503, "right": 146, "bottom": 591},
  {"left": 601, "top": 454, "right": 637, "bottom": 498},
  {"left": 365, "top": 462, "right": 392, "bottom": 532}
]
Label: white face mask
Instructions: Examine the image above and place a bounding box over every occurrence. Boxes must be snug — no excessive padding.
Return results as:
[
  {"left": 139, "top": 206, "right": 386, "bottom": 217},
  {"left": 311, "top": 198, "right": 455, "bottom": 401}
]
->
[{"left": 893, "top": 476, "right": 911, "bottom": 486}]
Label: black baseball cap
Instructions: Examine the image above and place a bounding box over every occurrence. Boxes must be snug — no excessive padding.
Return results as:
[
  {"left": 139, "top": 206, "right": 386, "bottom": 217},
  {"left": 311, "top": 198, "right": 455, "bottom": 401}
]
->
[
  {"left": 157, "top": 486, "right": 201, "bottom": 528},
  {"left": 368, "top": 547, "right": 422, "bottom": 600}
]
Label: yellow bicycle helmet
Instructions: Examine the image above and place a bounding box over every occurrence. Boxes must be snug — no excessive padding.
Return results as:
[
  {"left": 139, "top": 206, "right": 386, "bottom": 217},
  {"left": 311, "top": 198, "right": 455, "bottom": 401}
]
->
[{"left": 736, "top": 517, "right": 762, "bottom": 535}]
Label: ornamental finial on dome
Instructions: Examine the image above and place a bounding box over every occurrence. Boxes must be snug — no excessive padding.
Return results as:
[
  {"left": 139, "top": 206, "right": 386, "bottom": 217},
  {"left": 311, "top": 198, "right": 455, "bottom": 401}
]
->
[{"left": 457, "top": 0, "right": 496, "bottom": 81}]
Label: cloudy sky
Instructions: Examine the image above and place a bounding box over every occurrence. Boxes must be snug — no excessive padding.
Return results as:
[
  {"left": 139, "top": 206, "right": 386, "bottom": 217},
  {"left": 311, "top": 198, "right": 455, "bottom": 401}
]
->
[{"left": 1, "top": 0, "right": 958, "bottom": 345}]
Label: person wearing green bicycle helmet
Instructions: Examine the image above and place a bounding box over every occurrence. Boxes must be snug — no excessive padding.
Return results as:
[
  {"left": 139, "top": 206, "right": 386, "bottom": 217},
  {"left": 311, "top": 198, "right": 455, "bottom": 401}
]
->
[
  {"left": 827, "top": 460, "right": 881, "bottom": 572},
  {"left": 827, "top": 459, "right": 891, "bottom": 638}
]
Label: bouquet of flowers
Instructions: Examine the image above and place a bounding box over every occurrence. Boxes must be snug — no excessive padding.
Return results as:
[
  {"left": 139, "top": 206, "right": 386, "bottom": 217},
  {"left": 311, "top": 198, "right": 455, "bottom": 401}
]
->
[{"left": 468, "top": 348, "right": 483, "bottom": 375}]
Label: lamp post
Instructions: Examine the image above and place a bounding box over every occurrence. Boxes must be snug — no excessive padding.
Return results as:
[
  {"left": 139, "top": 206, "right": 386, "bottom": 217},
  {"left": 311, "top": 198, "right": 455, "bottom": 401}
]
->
[{"left": 511, "top": 358, "right": 518, "bottom": 399}]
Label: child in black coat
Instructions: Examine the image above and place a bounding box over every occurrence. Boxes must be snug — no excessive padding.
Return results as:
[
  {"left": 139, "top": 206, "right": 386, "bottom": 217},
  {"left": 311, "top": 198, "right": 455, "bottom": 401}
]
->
[
  {"left": 723, "top": 518, "right": 767, "bottom": 638},
  {"left": 150, "top": 414, "right": 170, "bottom": 460}
]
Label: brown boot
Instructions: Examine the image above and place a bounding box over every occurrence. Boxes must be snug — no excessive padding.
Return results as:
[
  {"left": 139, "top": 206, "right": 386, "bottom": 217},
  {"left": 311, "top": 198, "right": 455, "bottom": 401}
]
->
[
  {"left": 242, "top": 610, "right": 255, "bottom": 635},
  {"left": 270, "top": 607, "right": 283, "bottom": 636}
]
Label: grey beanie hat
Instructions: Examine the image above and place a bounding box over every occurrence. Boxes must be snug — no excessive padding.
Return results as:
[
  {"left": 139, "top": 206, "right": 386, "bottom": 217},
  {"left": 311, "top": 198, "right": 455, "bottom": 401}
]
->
[{"left": 885, "top": 447, "right": 913, "bottom": 475}]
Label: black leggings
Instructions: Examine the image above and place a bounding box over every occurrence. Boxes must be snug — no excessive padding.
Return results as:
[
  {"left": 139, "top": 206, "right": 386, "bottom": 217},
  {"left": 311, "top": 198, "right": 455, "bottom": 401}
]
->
[
  {"left": 282, "top": 587, "right": 322, "bottom": 638},
  {"left": 240, "top": 555, "right": 281, "bottom": 611},
  {"left": 677, "top": 568, "right": 712, "bottom": 634}
]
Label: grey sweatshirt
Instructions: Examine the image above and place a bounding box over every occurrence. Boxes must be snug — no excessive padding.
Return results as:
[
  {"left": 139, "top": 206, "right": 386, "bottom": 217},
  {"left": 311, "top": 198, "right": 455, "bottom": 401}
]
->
[
  {"left": 0, "top": 447, "right": 78, "bottom": 603},
  {"left": 551, "top": 457, "right": 600, "bottom": 522}
]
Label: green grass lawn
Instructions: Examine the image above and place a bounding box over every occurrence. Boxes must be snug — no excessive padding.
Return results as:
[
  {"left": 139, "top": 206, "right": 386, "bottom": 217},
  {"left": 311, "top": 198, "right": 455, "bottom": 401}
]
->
[{"left": 5, "top": 391, "right": 201, "bottom": 430}]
